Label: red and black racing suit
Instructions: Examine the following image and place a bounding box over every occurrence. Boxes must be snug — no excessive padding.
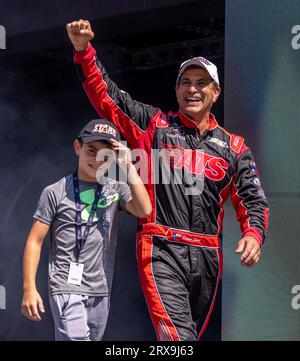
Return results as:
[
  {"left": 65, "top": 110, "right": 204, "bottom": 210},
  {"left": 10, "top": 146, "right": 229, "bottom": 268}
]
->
[{"left": 74, "top": 44, "right": 269, "bottom": 341}]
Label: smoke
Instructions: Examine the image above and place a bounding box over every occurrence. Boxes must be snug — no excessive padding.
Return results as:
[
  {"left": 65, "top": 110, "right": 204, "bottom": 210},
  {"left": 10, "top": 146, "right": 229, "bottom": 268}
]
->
[
  {"left": 0, "top": 43, "right": 155, "bottom": 340},
  {"left": 0, "top": 52, "right": 77, "bottom": 340}
]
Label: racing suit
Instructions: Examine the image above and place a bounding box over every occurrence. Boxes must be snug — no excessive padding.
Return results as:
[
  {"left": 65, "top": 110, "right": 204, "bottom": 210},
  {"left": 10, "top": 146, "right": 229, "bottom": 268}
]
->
[{"left": 74, "top": 44, "right": 269, "bottom": 341}]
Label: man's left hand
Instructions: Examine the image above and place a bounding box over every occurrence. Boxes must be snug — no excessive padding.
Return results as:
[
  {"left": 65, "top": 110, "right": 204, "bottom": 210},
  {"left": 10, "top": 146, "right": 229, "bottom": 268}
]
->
[{"left": 235, "top": 236, "right": 261, "bottom": 267}]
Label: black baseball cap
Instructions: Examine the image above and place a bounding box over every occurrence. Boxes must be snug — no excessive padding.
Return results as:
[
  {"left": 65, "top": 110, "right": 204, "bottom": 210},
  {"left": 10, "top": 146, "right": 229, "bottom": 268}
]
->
[{"left": 78, "top": 118, "right": 120, "bottom": 144}]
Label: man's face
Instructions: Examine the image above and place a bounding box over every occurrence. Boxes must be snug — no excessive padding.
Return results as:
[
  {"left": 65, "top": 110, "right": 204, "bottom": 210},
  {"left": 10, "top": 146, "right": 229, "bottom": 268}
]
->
[
  {"left": 74, "top": 140, "right": 115, "bottom": 181},
  {"left": 175, "top": 67, "right": 220, "bottom": 121}
]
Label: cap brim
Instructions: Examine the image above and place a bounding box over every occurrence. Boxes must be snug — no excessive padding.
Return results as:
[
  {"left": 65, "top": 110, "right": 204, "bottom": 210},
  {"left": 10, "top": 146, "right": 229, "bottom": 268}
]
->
[{"left": 81, "top": 135, "right": 115, "bottom": 145}]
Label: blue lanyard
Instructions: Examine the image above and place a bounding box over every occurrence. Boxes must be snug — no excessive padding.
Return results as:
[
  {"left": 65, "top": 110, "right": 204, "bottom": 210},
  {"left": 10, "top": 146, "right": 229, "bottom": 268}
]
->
[{"left": 73, "top": 172, "right": 102, "bottom": 261}]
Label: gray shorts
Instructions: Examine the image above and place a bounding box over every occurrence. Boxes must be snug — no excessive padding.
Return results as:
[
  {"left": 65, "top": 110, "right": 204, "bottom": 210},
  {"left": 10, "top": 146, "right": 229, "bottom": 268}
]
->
[{"left": 49, "top": 294, "right": 109, "bottom": 341}]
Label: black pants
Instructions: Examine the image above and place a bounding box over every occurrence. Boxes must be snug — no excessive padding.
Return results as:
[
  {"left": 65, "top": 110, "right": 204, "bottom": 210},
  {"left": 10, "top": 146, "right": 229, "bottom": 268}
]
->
[{"left": 137, "top": 235, "right": 222, "bottom": 341}]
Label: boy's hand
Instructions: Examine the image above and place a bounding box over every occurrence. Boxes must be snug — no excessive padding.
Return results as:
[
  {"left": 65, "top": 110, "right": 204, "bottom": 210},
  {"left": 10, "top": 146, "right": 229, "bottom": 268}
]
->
[
  {"left": 66, "top": 19, "right": 94, "bottom": 52},
  {"left": 21, "top": 289, "right": 45, "bottom": 321},
  {"left": 111, "top": 139, "right": 132, "bottom": 170}
]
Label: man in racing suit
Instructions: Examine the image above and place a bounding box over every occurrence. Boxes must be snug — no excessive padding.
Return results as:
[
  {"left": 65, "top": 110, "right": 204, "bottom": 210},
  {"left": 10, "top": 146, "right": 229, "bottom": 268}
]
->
[{"left": 66, "top": 20, "right": 269, "bottom": 341}]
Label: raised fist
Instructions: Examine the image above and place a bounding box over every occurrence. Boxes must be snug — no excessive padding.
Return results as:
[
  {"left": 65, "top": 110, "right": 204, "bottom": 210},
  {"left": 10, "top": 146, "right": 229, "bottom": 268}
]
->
[{"left": 66, "top": 19, "right": 94, "bottom": 52}]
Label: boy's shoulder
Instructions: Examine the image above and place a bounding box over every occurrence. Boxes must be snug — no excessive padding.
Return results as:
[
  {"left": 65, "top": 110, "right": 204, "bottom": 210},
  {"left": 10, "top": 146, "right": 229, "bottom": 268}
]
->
[{"left": 41, "top": 174, "right": 72, "bottom": 197}]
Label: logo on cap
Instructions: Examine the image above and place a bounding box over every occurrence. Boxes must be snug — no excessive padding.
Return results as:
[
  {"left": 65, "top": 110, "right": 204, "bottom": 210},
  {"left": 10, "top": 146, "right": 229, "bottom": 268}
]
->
[
  {"left": 198, "top": 57, "right": 211, "bottom": 66},
  {"left": 93, "top": 124, "right": 116, "bottom": 137}
]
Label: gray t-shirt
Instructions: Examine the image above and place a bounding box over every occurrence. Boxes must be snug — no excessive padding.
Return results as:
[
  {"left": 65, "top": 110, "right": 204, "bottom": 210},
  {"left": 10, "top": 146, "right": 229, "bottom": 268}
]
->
[{"left": 33, "top": 174, "right": 131, "bottom": 296}]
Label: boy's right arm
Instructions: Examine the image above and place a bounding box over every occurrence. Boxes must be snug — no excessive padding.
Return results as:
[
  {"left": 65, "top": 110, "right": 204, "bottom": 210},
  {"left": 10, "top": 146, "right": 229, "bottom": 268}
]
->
[
  {"left": 21, "top": 220, "right": 49, "bottom": 321},
  {"left": 67, "top": 20, "right": 161, "bottom": 145}
]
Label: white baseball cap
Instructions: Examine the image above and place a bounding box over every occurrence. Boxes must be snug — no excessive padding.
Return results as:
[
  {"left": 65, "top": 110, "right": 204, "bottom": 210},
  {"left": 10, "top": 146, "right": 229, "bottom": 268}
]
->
[{"left": 176, "top": 57, "right": 220, "bottom": 85}]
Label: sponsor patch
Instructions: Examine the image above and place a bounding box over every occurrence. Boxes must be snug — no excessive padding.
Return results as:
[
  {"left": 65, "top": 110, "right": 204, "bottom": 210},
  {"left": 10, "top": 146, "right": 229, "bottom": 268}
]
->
[
  {"left": 156, "top": 114, "right": 169, "bottom": 128},
  {"left": 253, "top": 177, "right": 261, "bottom": 187},
  {"left": 208, "top": 137, "right": 229, "bottom": 149},
  {"left": 160, "top": 143, "right": 229, "bottom": 182}
]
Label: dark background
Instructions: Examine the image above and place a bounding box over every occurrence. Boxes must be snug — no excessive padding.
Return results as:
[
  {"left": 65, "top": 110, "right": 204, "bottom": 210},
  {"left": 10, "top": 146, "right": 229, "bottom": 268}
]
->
[{"left": 0, "top": 0, "right": 224, "bottom": 340}]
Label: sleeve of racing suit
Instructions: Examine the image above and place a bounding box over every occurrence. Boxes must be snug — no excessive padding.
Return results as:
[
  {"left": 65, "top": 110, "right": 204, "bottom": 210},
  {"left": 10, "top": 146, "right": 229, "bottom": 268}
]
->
[
  {"left": 73, "top": 43, "right": 160, "bottom": 145},
  {"left": 231, "top": 144, "right": 269, "bottom": 247}
]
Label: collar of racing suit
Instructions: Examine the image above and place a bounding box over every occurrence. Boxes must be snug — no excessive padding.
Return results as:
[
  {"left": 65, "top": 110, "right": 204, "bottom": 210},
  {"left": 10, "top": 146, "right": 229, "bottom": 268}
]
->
[{"left": 177, "top": 110, "right": 218, "bottom": 131}]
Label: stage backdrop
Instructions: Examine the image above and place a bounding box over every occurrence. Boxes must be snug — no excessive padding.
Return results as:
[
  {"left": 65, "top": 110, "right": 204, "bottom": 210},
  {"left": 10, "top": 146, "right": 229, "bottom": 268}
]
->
[
  {"left": 0, "top": 6, "right": 224, "bottom": 338},
  {"left": 223, "top": 0, "right": 300, "bottom": 340}
]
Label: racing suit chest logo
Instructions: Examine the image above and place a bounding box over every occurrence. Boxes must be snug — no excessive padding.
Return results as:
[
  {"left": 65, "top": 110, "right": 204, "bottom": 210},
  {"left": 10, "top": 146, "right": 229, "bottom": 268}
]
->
[{"left": 161, "top": 143, "right": 229, "bottom": 181}]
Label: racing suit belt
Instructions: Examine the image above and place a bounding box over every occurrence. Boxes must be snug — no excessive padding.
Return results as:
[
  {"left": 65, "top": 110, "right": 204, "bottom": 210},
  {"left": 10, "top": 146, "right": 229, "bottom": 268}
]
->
[{"left": 138, "top": 223, "right": 220, "bottom": 248}]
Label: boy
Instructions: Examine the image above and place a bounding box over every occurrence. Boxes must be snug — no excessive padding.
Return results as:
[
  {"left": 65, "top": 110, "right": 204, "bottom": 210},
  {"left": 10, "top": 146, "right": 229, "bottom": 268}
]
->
[{"left": 21, "top": 118, "right": 152, "bottom": 341}]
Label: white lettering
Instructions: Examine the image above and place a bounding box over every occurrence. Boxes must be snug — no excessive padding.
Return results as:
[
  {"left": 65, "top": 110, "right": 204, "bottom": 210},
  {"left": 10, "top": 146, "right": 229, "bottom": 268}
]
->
[
  {"left": 0, "top": 285, "right": 6, "bottom": 309},
  {"left": 291, "top": 25, "right": 300, "bottom": 50},
  {"left": 291, "top": 285, "right": 300, "bottom": 310},
  {"left": 0, "top": 25, "right": 6, "bottom": 49},
  {"left": 105, "top": 346, "right": 139, "bottom": 358}
]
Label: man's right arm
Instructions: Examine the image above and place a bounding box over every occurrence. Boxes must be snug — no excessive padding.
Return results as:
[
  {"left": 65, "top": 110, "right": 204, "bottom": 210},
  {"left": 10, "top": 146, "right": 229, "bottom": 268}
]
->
[
  {"left": 21, "top": 220, "right": 49, "bottom": 321},
  {"left": 67, "top": 20, "right": 161, "bottom": 145}
]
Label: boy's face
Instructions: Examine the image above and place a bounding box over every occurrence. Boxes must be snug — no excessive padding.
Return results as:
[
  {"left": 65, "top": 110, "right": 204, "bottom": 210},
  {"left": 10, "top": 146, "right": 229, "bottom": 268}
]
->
[{"left": 74, "top": 139, "right": 115, "bottom": 181}]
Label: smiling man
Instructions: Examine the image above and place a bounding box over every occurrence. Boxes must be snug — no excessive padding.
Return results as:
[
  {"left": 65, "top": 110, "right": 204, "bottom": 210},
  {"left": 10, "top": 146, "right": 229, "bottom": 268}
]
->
[
  {"left": 176, "top": 61, "right": 220, "bottom": 130},
  {"left": 67, "top": 19, "right": 269, "bottom": 341}
]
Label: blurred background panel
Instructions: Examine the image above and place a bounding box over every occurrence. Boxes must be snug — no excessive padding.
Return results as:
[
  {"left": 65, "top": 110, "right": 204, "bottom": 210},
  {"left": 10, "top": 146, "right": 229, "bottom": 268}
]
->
[{"left": 223, "top": 0, "right": 300, "bottom": 341}]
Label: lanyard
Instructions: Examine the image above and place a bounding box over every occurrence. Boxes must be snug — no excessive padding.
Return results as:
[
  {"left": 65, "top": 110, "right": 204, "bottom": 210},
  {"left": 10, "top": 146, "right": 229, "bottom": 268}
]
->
[{"left": 73, "top": 172, "right": 102, "bottom": 261}]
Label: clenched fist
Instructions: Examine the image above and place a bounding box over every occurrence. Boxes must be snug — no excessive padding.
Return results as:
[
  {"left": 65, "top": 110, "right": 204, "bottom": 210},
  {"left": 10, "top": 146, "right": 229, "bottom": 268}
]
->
[{"left": 66, "top": 19, "right": 94, "bottom": 52}]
